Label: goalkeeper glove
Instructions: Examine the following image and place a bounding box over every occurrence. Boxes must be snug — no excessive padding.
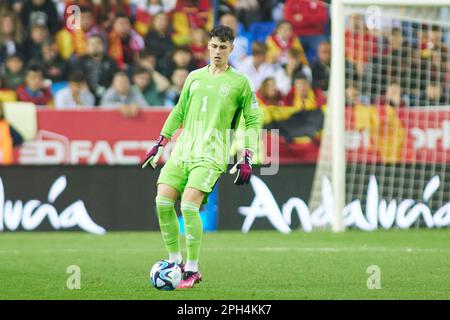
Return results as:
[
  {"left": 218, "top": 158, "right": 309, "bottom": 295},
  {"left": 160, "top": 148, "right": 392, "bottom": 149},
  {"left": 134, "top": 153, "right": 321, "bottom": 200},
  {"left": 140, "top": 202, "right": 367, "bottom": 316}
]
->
[
  {"left": 141, "top": 135, "right": 168, "bottom": 169},
  {"left": 229, "top": 149, "right": 253, "bottom": 185}
]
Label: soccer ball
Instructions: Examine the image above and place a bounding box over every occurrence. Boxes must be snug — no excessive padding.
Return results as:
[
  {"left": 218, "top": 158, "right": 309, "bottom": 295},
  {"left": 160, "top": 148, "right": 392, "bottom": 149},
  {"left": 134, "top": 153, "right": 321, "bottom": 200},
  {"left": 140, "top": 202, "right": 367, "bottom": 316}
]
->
[{"left": 150, "top": 260, "right": 182, "bottom": 290}]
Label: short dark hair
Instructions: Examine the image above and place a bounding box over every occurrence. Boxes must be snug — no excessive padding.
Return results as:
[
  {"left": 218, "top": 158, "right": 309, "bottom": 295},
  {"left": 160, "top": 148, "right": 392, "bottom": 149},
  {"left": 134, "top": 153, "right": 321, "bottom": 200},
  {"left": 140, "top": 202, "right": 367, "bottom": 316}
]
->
[
  {"left": 27, "top": 65, "right": 43, "bottom": 76},
  {"left": 431, "top": 25, "right": 441, "bottom": 32},
  {"left": 252, "top": 42, "right": 267, "bottom": 55},
  {"left": 140, "top": 49, "right": 156, "bottom": 60},
  {"left": 133, "top": 66, "right": 151, "bottom": 77},
  {"left": 80, "top": 5, "right": 93, "bottom": 14},
  {"left": 276, "top": 20, "right": 291, "bottom": 31},
  {"left": 209, "top": 25, "right": 234, "bottom": 43},
  {"left": 68, "top": 70, "right": 86, "bottom": 83},
  {"left": 172, "top": 46, "right": 192, "bottom": 58},
  {"left": 293, "top": 70, "right": 308, "bottom": 82},
  {"left": 5, "top": 53, "right": 24, "bottom": 62},
  {"left": 42, "top": 37, "right": 56, "bottom": 47},
  {"left": 391, "top": 27, "right": 402, "bottom": 35}
]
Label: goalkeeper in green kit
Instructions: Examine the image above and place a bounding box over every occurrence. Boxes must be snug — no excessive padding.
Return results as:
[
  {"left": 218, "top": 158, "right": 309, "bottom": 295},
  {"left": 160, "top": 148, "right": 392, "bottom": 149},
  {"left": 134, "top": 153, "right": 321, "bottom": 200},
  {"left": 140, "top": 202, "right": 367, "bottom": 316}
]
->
[{"left": 142, "top": 25, "right": 261, "bottom": 289}]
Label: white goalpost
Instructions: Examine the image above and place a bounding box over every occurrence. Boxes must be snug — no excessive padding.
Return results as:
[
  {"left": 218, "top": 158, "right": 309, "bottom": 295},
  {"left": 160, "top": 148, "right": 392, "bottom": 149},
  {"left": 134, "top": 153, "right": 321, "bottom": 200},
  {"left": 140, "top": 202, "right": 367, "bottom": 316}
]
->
[{"left": 309, "top": 0, "right": 450, "bottom": 232}]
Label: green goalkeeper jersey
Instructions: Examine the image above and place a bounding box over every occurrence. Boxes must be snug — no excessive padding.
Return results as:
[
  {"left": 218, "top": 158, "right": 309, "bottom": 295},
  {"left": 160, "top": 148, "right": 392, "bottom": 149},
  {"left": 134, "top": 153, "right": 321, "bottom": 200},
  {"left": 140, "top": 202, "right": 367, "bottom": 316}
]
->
[{"left": 160, "top": 65, "right": 262, "bottom": 172}]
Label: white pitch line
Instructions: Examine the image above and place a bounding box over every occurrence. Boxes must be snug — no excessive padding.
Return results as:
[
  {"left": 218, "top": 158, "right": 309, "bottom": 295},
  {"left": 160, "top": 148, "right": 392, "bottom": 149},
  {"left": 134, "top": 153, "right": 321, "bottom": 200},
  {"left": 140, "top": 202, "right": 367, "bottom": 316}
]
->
[{"left": 0, "top": 247, "right": 449, "bottom": 254}]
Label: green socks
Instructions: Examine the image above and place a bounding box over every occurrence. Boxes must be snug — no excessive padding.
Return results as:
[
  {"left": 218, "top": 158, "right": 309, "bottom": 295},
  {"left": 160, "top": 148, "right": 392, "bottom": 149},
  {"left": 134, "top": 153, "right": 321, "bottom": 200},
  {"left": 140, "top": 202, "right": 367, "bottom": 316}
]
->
[
  {"left": 155, "top": 197, "right": 202, "bottom": 271},
  {"left": 155, "top": 196, "right": 181, "bottom": 261},
  {"left": 180, "top": 201, "right": 203, "bottom": 269}
]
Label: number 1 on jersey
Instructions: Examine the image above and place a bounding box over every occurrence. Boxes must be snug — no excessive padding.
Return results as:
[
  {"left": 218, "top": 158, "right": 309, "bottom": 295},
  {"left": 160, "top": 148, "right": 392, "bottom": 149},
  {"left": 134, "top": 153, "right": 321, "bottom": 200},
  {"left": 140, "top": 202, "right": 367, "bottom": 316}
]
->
[{"left": 201, "top": 96, "right": 208, "bottom": 112}]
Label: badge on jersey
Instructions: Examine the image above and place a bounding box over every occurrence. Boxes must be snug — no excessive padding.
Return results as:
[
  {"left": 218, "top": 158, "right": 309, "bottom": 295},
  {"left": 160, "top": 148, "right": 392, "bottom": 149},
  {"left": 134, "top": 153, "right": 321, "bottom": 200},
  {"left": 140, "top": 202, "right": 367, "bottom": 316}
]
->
[{"left": 219, "top": 83, "right": 231, "bottom": 97}]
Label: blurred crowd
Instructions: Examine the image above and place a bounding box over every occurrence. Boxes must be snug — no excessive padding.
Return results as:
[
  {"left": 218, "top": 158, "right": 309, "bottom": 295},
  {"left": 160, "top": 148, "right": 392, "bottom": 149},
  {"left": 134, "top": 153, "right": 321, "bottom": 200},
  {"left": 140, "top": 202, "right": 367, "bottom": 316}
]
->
[
  {"left": 0, "top": 0, "right": 448, "bottom": 155},
  {"left": 345, "top": 13, "right": 449, "bottom": 109},
  {"left": 0, "top": 0, "right": 333, "bottom": 117}
]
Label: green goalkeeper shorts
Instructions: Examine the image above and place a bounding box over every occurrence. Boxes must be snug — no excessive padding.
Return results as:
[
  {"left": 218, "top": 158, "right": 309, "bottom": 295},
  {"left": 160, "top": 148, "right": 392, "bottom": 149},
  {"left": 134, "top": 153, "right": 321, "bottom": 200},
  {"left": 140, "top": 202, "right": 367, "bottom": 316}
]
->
[{"left": 157, "top": 158, "right": 222, "bottom": 204}]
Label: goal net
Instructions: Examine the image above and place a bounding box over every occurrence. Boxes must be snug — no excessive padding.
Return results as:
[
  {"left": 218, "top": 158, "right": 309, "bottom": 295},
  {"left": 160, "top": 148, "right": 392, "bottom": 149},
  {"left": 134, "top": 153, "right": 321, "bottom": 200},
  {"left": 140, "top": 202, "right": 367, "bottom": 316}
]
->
[{"left": 308, "top": 0, "right": 450, "bottom": 231}]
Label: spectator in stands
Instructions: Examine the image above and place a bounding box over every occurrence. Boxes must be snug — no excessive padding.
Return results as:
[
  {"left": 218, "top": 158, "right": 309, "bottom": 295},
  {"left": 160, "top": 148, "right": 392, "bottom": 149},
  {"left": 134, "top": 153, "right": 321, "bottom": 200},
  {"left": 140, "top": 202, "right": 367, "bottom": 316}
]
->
[
  {"left": 430, "top": 48, "right": 448, "bottom": 79},
  {"left": 134, "top": 49, "right": 171, "bottom": 97},
  {"left": 0, "top": 11, "right": 25, "bottom": 65},
  {"left": 172, "top": 0, "right": 213, "bottom": 45},
  {"left": 108, "top": 14, "right": 145, "bottom": 71},
  {"left": 2, "top": 2, "right": 22, "bottom": 15},
  {"left": 165, "top": 67, "right": 189, "bottom": 107},
  {"left": 190, "top": 27, "right": 209, "bottom": 68},
  {"left": 16, "top": 65, "right": 53, "bottom": 106},
  {"left": 20, "top": 0, "right": 60, "bottom": 34},
  {"left": 274, "top": 48, "right": 312, "bottom": 95},
  {"left": 236, "top": 41, "right": 277, "bottom": 91},
  {"left": 137, "top": 49, "right": 158, "bottom": 71},
  {"left": 163, "top": 45, "right": 197, "bottom": 79},
  {"left": 311, "top": 40, "right": 330, "bottom": 92},
  {"left": 23, "top": 23, "right": 49, "bottom": 61},
  {"left": 368, "top": 27, "right": 420, "bottom": 102},
  {"left": 234, "top": 0, "right": 277, "bottom": 29},
  {"left": 345, "top": 82, "right": 369, "bottom": 107},
  {"left": 179, "top": 0, "right": 213, "bottom": 29},
  {"left": 379, "top": 27, "right": 410, "bottom": 85},
  {"left": 376, "top": 81, "right": 406, "bottom": 108},
  {"left": 420, "top": 81, "right": 447, "bottom": 106},
  {"left": 285, "top": 71, "right": 326, "bottom": 111},
  {"left": 101, "top": 71, "right": 147, "bottom": 116},
  {"left": 420, "top": 27, "right": 449, "bottom": 86},
  {"left": 133, "top": 0, "right": 176, "bottom": 36},
  {"left": 0, "top": 101, "right": 23, "bottom": 164},
  {"left": 283, "top": 0, "right": 329, "bottom": 63},
  {"left": 264, "top": 71, "right": 325, "bottom": 145},
  {"left": 144, "top": 12, "right": 174, "bottom": 72},
  {"left": 421, "top": 25, "right": 449, "bottom": 59},
  {"left": 383, "top": 27, "right": 406, "bottom": 59},
  {"left": 0, "top": 76, "right": 17, "bottom": 102},
  {"left": 54, "top": 70, "right": 95, "bottom": 109},
  {"left": 98, "top": 0, "right": 132, "bottom": 32},
  {"left": 0, "top": 3, "right": 12, "bottom": 15},
  {"left": 345, "top": 14, "right": 378, "bottom": 77},
  {"left": 3, "top": 1, "right": 23, "bottom": 11},
  {"left": 56, "top": 5, "right": 104, "bottom": 60},
  {"left": 345, "top": 58, "right": 360, "bottom": 85},
  {"left": 219, "top": 12, "right": 249, "bottom": 68},
  {"left": 256, "top": 77, "right": 286, "bottom": 106},
  {"left": 73, "top": 34, "right": 119, "bottom": 104},
  {"left": 29, "top": 38, "right": 69, "bottom": 84},
  {"left": 1, "top": 53, "right": 26, "bottom": 90},
  {"left": 266, "top": 20, "right": 308, "bottom": 66},
  {"left": 132, "top": 66, "right": 168, "bottom": 107}
]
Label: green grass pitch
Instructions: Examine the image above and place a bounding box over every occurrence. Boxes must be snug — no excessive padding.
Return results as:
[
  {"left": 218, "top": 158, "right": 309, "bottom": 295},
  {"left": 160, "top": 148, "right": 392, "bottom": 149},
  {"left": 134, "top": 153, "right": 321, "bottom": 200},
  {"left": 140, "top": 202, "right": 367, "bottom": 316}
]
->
[{"left": 0, "top": 229, "right": 449, "bottom": 300}]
